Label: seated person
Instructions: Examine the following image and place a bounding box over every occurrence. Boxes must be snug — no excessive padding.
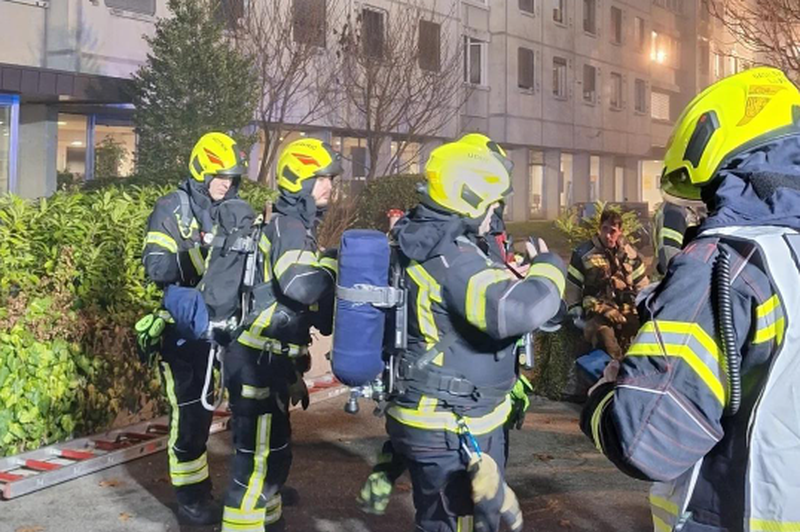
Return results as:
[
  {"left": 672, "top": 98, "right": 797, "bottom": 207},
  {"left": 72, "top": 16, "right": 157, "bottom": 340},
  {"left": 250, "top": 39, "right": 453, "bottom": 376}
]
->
[{"left": 566, "top": 208, "right": 649, "bottom": 359}]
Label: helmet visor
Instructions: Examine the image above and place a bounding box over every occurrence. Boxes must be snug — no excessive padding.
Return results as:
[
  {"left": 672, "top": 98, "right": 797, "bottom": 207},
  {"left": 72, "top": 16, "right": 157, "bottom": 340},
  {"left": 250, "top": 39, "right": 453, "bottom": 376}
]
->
[{"left": 661, "top": 167, "right": 703, "bottom": 202}]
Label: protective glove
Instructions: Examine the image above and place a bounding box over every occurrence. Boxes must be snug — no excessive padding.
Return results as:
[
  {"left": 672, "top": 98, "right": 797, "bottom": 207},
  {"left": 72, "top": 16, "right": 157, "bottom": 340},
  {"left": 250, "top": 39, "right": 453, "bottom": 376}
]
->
[
  {"left": 467, "top": 453, "right": 524, "bottom": 532},
  {"left": 135, "top": 313, "right": 166, "bottom": 366},
  {"left": 288, "top": 374, "right": 310, "bottom": 410},
  {"left": 357, "top": 471, "right": 394, "bottom": 515},
  {"left": 357, "top": 441, "right": 406, "bottom": 515},
  {"left": 507, "top": 375, "right": 534, "bottom": 430}
]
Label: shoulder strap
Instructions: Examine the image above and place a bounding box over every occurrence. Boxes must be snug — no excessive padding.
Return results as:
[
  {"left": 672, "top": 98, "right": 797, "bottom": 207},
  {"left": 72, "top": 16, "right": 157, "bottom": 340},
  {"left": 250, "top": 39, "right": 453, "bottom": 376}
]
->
[{"left": 175, "top": 189, "right": 193, "bottom": 238}]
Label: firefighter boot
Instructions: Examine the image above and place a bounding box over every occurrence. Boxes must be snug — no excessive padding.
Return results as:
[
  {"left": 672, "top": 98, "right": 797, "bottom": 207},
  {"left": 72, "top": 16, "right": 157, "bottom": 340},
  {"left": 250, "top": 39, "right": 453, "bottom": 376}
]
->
[{"left": 177, "top": 497, "right": 222, "bottom": 526}]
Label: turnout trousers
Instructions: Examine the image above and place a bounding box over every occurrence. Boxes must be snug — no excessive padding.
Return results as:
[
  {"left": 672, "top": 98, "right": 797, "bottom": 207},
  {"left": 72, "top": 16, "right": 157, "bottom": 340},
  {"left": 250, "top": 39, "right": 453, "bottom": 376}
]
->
[
  {"left": 159, "top": 330, "right": 215, "bottom": 506},
  {"left": 221, "top": 342, "right": 295, "bottom": 532},
  {"left": 386, "top": 416, "right": 507, "bottom": 532}
]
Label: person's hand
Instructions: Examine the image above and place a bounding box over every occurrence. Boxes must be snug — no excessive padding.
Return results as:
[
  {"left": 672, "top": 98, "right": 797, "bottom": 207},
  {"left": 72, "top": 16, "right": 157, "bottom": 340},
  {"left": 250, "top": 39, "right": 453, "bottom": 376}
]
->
[
  {"left": 524, "top": 238, "right": 549, "bottom": 262},
  {"left": 587, "top": 360, "right": 620, "bottom": 396},
  {"left": 289, "top": 376, "right": 310, "bottom": 410},
  {"left": 603, "top": 306, "right": 627, "bottom": 325}
]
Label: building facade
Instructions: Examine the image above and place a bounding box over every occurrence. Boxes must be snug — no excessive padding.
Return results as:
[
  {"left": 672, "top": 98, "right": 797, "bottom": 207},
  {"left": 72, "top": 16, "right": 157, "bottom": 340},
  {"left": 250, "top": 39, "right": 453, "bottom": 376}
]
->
[{"left": 0, "top": 0, "right": 760, "bottom": 219}]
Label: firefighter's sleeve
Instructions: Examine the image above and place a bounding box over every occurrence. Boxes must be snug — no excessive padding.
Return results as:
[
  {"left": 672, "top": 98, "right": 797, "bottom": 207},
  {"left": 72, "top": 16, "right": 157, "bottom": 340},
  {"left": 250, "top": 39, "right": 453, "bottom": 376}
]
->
[
  {"left": 657, "top": 206, "right": 688, "bottom": 276},
  {"left": 630, "top": 253, "right": 649, "bottom": 292},
  {"left": 565, "top": 249, "right": 585, "bottom": 309},
  {"left": 270, "top": 216, "right": 336, "bottom": 306},
  {"left": 142, "top": 199, "right": 200, "bottom": 286},
  {"left": 580, "top": 240, "right": 752, "bottom": 482},
  {"left": 443, "top": 247, "right": 566, "bottom": 340}
]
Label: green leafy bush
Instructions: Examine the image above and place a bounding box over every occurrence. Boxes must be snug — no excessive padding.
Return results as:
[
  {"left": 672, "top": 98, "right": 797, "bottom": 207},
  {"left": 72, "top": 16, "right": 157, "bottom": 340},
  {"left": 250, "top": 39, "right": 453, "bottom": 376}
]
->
[
  {"left": 353, "top": 174, "right": 424, "bottom": 231},
  {"left": 555, "top": 200, "right": 643, "bottom": 247},
  {"left": 0, "top": 179, "right": 275, "bottom": 457}
]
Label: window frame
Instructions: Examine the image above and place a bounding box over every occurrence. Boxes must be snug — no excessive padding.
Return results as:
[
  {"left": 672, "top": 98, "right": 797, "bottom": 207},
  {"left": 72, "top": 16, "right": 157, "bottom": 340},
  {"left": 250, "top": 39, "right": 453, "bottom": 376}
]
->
[
  {"left": 361, "top": 6, "right": 386, "bottom": 59},
  {"left": 418, "top": 19, "right": 442, "bottom": 72},
  {"left": 583, "top": 0, "right": 597, "bottom": 35},
  {"left": 553, "top": 0, "right": 566, "bottom": 24},
  {"left": 582, "top": 63, "right": 597, "bottom": 104},
  {"left": 610, "top": 71, "right": 623, "bottom": 110},
  {"left": 292, "top": 0, "right": 327, "bottom": 47},
  {"left": 553, "top": 56, "right": 568, "bottom": 100},
  {"left": 463, "top": 36, "right": 488, "bottom": 86},
  {"left": 104, "top": 0, "right": 155, "bottom": 16},
  {"left": 634, "top": 78, "right": 647, "bottom": 114},
  {"left": 518, "top": 47, "right": 536, "bottom": 91},
  {"left": 610, "top": 6, "right": 623, "bottom": 45}
]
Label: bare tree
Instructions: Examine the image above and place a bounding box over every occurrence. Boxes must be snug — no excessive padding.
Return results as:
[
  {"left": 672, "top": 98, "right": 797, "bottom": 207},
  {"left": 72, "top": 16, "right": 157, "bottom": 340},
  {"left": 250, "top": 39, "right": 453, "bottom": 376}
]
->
[
  {"left": 707, "top": 0, "right": 800, "bottom": 82},
  {"left": 330, "top": 0, "right": 467, "bottom": 180},
  {"left": 234, "top": 0, "right": 340, "bottom": 186}
]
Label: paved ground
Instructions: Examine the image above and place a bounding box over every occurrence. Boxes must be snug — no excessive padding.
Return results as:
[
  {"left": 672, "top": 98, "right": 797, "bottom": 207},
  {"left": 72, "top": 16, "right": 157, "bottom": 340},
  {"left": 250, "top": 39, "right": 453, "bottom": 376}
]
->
[{"left": 0, "top": 395, "right": 651, "bottom": 532}]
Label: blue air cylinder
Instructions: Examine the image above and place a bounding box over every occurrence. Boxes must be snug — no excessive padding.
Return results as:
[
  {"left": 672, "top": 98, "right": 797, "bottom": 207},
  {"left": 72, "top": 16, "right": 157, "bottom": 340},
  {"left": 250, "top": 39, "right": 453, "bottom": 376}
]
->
[{"left": 332, "top": 229, "right": 391, "bottom": 387}]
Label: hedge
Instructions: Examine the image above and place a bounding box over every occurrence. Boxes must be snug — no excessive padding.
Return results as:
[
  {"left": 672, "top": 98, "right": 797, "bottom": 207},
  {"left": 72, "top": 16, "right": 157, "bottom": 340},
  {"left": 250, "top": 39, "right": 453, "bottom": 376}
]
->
[{"left": 0, "top": 177, "right": 275, "bottom": 457}]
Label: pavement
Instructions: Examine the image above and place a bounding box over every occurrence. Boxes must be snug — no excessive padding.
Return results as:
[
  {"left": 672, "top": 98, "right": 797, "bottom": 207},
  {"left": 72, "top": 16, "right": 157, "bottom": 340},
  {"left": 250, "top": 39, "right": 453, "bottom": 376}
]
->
[{"left": 0, "top": 395, "right": 651, "bottom": 532}]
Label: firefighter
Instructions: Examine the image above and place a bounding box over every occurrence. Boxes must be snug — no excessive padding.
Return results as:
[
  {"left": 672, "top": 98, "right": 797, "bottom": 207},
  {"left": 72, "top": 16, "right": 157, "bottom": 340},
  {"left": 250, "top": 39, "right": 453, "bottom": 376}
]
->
[
  {"left": 386, "top": 137, "right": 565, "bottom": 532},
  {"left": 220, "top": 138, "right": 340, "bottom": 532},
  {"left": 653, "top": 201, "right": 707, "bottom": 276},
  {"left": 141, "top": 132, "right": 246, "bottom": 525},
  {"left": 565, "top": 208, "right": 649, "bottom": 359},
  {"left": 581, "top": 66, "right": 800, "bottom": 532}
]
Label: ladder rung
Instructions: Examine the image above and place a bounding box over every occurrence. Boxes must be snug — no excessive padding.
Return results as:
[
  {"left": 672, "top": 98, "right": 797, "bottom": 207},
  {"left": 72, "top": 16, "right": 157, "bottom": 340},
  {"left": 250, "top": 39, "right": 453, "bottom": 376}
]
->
[
  {"left": 0, "top": 472, "right": 23, "bottom": 482},
  {"left": 147, "top": 424, "right": 169, "bottom": 434},
  {"left": 25, "top": 460, "right": 61, "bottom": 472},
  {"left": 93, "top": 440, "right": 125, "bottom": 451},
  {"left": 120, "top": 432, "right": 157, "bottom": 442},
  {"left": 59, "top": 449, "right": 96, "bottom": 461}
]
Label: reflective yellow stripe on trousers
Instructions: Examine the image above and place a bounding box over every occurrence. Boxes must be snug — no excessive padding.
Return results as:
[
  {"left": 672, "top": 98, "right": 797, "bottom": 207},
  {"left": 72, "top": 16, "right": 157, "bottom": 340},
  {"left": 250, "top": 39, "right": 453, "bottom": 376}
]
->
[
  {"left": 162, "top": 363, "right": 209, "bottom": 487},
  {"left": 222, "top": 413, "right": 272, "bottom": 532}
]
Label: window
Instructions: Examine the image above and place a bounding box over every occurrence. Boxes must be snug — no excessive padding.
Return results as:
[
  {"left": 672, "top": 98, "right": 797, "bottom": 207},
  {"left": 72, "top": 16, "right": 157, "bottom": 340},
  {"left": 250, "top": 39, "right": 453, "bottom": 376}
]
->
[
  {"left": 418, "top": 20, "right": 441, "bottom": 71},
  {"left": 293, "top": 0, "right": 326, "bottom": 47},
  {"left": 520, "top": 0, "right": 535, "bottom": 14},
  {"left": 529, "top": 150, "right": 544, "bottom": 218},
  {"left": 714, "top": 51, "right": 724, "bottom": 79},
  {"left": 464, "top": 36, "right": 486, "bottom": 85},
  {"left": 610, "top": 72, "right": 623, "bottom": 109},
  {"left": 553, "top": 56, "right": 568, "bottom": 99},
  {"left": 553, "top": 0, "right": 566, "bottom": 23},
  {"left": 610, "top": 6, "right": 623, "bottom": 44},
  {"left": 105, "top": 0, "right": 155, "bottom": 15},
  {"left": 362, "top": 8, "right": 385, "bottom": 59},
  {"left": 518, "top": 47, "right": 535, "bottom": 90},
  {"left": 651, "top": 31, "right": 677, "bottom": 66},
  {"left": 583, "top": 64, "right": 596, "bottom": 103},
  {"left": 583, "top": 0, "right": 596, "bottom": 34},
  {"left": 699, "top": 39, "right": 709, "bottom": 74},
  {"left": 651, "top": 91, "right": 671, "bottom": 121},
  {"left": 634, "top": 78, "right": 647, "bottom": 113},
  {"left": 634, "top": 17, "right": 645, "bottom": 51}
]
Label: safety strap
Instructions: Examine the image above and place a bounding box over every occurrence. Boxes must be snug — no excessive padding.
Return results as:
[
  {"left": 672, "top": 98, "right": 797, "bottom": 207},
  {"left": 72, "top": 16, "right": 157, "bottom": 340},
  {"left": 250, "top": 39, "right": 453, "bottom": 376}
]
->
[
  {"left": 175, "top": 189, "right": 194, "bottom": 238},
  {"left": 211, "top": 234, "right": 256, "bottom": 253},
  {"left": 337, "top": 284, "right": 405, "bottom": 308},
  {"left": 395, "top": 334, "right": 506, "bottom": 401}
]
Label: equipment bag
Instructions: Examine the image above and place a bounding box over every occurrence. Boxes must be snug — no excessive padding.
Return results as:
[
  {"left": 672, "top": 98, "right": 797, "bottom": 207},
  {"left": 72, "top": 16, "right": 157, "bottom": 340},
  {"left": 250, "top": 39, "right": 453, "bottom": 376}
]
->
[{"left": 332, "top": 230, "right": 404, "bottom": 387}]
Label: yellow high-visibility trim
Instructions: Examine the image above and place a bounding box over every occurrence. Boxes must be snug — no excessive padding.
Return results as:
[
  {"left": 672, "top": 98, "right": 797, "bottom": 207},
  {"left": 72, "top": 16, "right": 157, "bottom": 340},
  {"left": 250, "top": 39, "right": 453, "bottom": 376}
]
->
[
  {"left": 639, "top": 321, "right": 722, "bottom": 367},
  {"left": 653, "top": 514, "right": 673, "bottom": 532},
  {"left": 754, "top": 316, "right": 786, "bottom": 345},
  {"left": 408, "top": 263, "right": 442, "bottom": 347},
  {"left": 238, "top": 303, "right": 278, "bottom": 349},
  {"left": 568, "top": 264, "right": 585, "bottom": 283},
  {"left": 170, "top": 452, "right": 207, "bottom": 472},
  {"left": 145, "top": 231, "right": 178, "bottom": 253},
  {"left": 751, "top": 519, "right": 800, "bottom": 531},
  {"left": 387, "top": 396, "right": 511, "bottom": 435},
  {"left": 627, "top": 342, "right": 725, "bottom": 405},
  {"left": 274, "top": 249, "right": 317, "bottom": 280},
  {"left": 650, "top": 495, "right": 679, "bottom": 516},
  {"left": 319, "top": 257, "right": 337, "bottom": 275},
  {"left": 243, "top": 414, "right": 271, "bottom": 511},
  {"left": 222, "top": 522, "right": 264, "bottom": 532},
  {"left": 591, "top": 389, "right": 615, "bottom": 452},
  {"left": 171, "top": 465, "right": 209, "bottom": 486},
  {"left": 528, "top": 262, "right": 566, "bottom": 297},
  {"left": 756, "top": 294, "right": 780, "bottom": 318},
  {"left": 632, "top": 262, "right": 647, "bottom": 280},
  {"left": 457, "top": 515, "right": 474, "bottom": 532},
  {"left": 188, "top": 246, "right": 205, "bottom": 275},
  {"left": 661, "top": 227, "right": 685, "bottom": 246},
  {"left": 466, "top": 269, "right": 512, "bottom": 331},
  {"left": 241, "top": 385, "right": 270, "bottom": 400}
]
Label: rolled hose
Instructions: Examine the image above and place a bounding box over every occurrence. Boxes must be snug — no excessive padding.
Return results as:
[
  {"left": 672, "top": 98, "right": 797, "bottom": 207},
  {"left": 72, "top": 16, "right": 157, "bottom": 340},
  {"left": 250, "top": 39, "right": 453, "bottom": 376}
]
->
[{"left": 715, "top": 247, "right": 742, "bottom": 416}]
